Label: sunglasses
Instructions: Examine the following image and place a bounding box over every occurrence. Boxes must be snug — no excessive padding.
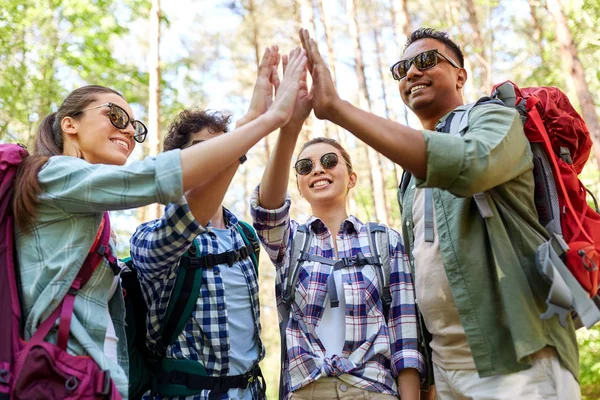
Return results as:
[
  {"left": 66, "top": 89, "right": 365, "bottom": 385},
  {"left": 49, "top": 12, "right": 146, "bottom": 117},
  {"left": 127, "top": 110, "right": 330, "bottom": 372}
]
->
[
  {"left": 73, "top": 102, "right": 148, "bottom": 143},
  {"left": 294, "top": 152, "right": 352, "bottom": 176},
  {"left": 390, "top": 49, "right": 460, "bottom": 81}
]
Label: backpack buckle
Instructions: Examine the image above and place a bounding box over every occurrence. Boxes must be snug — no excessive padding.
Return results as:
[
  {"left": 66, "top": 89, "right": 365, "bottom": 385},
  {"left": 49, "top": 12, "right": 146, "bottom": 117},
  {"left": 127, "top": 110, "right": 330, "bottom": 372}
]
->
[
  {"left": 0, "top": 369, "right": 10, "bottom": 384},
  {"left": 227, "top": 250, "right": 240, "bottom": 266}
]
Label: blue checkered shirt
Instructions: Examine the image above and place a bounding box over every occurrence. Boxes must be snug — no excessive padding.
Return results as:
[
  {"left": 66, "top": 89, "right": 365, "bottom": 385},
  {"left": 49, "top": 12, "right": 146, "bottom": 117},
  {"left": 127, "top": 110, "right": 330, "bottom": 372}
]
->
[
  {"left": 250, "top": 188, "right": 425, "bottom": 399},
  {"left": 130, "top": 199, "right": 264, "bottom": 400}
]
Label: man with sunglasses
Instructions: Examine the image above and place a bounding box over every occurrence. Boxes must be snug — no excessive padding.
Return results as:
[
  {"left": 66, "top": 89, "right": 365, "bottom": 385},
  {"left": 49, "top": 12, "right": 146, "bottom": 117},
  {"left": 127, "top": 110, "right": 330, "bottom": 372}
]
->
[{"left": 299, "top": 27, "right": 580, "bottom": 399}]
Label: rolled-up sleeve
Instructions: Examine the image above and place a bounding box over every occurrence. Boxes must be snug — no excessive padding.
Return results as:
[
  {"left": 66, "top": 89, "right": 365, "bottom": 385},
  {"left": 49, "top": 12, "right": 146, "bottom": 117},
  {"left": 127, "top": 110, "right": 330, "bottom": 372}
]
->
[
  {"left": 418, "top": 104, "right": 533, "bottom": 197},
  {"left": 39, "top": 150, "right": 184, "bottom": 213},
  {"left": 249, "top": 185, "right": 293, "bottom": 265},
  {"left": 130, "top": 196, "right": 207, "bottom": 281},
  {"left": 387, "top": 229, "right": 425, "bottom": 378}
]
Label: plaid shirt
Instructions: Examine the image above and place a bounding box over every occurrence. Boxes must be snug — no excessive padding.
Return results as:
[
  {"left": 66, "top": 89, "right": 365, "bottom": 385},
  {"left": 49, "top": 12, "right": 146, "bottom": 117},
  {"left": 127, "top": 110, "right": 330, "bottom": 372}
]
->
[
  {"left": 130, "top": 201, "right": 264, "bottom": 400},
  {"left": 250, "top": 188, "right": 425, "bottom": 399}
]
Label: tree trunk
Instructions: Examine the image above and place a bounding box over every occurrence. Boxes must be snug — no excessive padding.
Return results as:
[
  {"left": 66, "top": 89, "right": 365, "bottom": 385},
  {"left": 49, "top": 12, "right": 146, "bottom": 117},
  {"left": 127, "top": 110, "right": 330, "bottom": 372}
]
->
[
  {"left": 246, "top": 0, "right": 270, "bottom": 158},
  {"left": 141, "top": 0, "right": 162, "bottom": 222},
  {"left": 546, "top": 0, "right": 600, "bottom": 167},
  {"left": 390, "top": 0, "right": 411, "bottom": 49},
  {"left": 464, "top": 0, "right": 492, "bottom": 92},
  {"left": 528, "top": 0, "right": 546, "bottom": 60},
  {"left": 316, "top": 0, "right": 354, "bottom": 214},
  {"left": 348, "top": 0, "right": 390, "bottom": 225},
  {"left": 367, "top": 1, "right": 398, "bottom": 224}
]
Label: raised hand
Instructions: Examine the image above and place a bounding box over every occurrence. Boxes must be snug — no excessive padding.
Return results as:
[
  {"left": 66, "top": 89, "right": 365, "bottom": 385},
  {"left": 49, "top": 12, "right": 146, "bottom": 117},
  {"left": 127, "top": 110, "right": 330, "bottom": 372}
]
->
[
  {"left": 281, "top": 48, "right": 312, "bottom": 130},
  {"left": 237, "top": 45, "right": 280, "bottom": 128},
  {"left": 298, "top": 28, "right": 340, "bottom": 121},
  {"left": 268, "top": 47, "right": 307, "bottom": 128}
]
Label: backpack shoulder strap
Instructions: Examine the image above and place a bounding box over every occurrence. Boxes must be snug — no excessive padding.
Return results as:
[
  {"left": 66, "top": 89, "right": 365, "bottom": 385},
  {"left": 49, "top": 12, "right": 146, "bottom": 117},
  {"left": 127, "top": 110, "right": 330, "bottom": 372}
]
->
[
  {"left": 26, "top": 212, "right": 113, "bottom": 353},
  {"left": 156, "top": 242, "right": 203, "bottom": 354},
  {"left": 278, "top": 224, "right": 312, "bottom": 400},
  {"left": 436, "top": 99, "right": 503, "bottom": 220},
  {"left": 366, "top": 222, "right": 392, "bottom": 322},
  {"left": 235, "top": 220, "right": 260, "bottom": 275}
]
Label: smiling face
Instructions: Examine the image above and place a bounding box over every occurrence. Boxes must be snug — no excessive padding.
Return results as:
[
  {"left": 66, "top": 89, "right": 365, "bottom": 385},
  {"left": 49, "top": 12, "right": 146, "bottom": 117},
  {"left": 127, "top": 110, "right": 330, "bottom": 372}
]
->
[
  {"left": 62, "top": 92, "right": 137, "bottom": 165},
  {"left": 399, "top": 38, "right": 467, "bottom": 127},
  {"left": 296, "top": 142, "right": 356, "bottom": 208}
]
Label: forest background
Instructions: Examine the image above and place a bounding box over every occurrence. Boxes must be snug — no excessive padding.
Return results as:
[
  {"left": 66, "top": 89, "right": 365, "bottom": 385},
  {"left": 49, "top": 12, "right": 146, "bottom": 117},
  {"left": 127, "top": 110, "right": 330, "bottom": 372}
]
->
[{"left": 1, "top": 0, "right": 599, "bottom": 398}]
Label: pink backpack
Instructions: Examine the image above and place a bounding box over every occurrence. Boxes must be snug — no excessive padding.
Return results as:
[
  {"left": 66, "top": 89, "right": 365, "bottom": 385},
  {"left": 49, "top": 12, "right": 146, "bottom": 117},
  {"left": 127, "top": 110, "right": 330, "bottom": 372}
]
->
[{"left": 0, "top": 143, "right": 122, "bottom": 399}]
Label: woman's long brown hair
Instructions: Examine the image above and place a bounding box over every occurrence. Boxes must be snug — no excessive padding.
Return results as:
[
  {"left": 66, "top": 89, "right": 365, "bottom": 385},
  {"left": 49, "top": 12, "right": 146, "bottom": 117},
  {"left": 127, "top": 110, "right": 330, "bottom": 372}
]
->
[{"left": 14, "top": 85, "right": 124, "bottom": 230}]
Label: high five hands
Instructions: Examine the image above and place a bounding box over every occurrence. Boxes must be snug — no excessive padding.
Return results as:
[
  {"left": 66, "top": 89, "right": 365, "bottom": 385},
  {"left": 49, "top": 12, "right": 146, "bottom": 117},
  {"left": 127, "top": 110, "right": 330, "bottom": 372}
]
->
[
  {"left": 298, "top": 28, "right": 340, "bottom": 121},
  {"left": 237, "top": 44, "right": 307, "bottom": 130},
  {"left": 237, "top": 29, "right": 339, "bottom": 132}
]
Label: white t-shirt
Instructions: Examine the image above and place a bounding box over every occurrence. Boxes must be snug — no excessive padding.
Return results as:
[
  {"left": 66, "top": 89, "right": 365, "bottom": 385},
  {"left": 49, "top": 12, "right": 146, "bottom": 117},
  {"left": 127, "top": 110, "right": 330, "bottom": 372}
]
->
[{"left": 315, "top": 268, "right": 346, "bottom": 357}]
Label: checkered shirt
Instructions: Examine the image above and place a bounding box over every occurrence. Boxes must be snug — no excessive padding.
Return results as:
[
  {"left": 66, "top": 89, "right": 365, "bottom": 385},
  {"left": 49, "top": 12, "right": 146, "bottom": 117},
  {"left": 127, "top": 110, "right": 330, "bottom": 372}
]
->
[
  {"left": 130, "top": 199, "right": 264, "bottom": 400},
  {"left": 250, "top": 188, "right": 425, "bottom": 399}
]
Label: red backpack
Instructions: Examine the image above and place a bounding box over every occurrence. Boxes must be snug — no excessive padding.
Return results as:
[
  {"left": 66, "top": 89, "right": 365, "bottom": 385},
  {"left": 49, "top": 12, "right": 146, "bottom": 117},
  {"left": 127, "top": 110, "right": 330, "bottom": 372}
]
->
[
  {"left": 434, "top": 82, "right": 600, "bottom": 328},
  {"left": 491, "top": 82, "right": 600, "bottom": 328},
  {"left": 0, "top": 143, "right": 122, "bottom": 399}
]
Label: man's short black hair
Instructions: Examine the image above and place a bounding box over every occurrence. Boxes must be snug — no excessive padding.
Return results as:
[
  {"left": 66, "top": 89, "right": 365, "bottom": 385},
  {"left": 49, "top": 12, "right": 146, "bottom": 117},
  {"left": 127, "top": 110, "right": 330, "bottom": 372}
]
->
[
  {"left": 404, "top": 28, "right": 465, "bottom": 68},
  {"left": 163, "top": 108, "right": 231, "bottom": 151}
]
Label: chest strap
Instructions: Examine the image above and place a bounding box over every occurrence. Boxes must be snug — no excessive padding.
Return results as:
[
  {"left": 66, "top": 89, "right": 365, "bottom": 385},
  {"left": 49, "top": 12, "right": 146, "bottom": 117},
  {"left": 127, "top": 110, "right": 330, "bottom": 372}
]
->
[
  {"left": 301, "top": 252, "right": 378, "bottom": 308},
  {"left": 179, "top": 243, "right": 256, "bottom": 269}
]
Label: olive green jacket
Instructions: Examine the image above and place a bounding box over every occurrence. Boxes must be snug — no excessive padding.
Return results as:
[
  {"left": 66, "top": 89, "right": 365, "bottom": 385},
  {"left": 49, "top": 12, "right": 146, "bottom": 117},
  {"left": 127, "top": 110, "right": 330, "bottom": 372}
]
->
[{"left": 399, "top": 103, "right": 579, "bottom": 383}]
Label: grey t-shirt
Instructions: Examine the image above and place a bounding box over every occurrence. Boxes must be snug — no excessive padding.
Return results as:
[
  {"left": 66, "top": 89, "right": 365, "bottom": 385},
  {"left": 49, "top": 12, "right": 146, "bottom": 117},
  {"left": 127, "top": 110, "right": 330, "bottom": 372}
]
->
[{"left": 212, "top": 227, "right": 260, "bottom": 399}]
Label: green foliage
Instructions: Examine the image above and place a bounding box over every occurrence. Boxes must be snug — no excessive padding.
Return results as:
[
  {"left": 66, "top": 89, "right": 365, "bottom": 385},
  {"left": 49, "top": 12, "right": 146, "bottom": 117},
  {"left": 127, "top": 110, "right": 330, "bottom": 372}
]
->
[
  {"left": 0, "top": 0, "right": 150, "bottom": 145},
  {"left": 579, "top": 326, "right": 600, "bottom": 400}
]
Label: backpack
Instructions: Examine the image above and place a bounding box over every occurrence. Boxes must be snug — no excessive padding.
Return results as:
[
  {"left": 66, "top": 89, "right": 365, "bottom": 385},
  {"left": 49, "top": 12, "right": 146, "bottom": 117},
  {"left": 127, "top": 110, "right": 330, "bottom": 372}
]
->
[
  {"left": 400, "top": 81, "right": 600, "bottom": 329},
  {"left": 123, "top": 220, "right": 261, "bottom": 400},
  {"left": 0, "top": 143, "right": 122, "bottom": 399},
  {"left": 277, "top": 222, "right": 391, "bottom": 399}
]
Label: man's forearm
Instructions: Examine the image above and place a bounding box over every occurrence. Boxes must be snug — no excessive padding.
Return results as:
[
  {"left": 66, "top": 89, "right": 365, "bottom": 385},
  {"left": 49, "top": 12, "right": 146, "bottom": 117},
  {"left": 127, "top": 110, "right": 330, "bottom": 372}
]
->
[
  {"left": 328, "top": 99, "right": 428, "bottom": 179},
  {"left": 186, "top": 162, "right": 239, "bottom": 225}
]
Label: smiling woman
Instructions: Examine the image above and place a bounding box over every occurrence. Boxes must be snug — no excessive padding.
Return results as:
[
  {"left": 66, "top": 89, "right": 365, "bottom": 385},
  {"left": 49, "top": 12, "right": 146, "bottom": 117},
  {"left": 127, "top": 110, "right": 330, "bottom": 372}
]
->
[
  {"left": 10, "top": 44, "right": 306, "bottom": 399},
  {"left": 251, "top": 129, "right": 425, "bottom": 399}
]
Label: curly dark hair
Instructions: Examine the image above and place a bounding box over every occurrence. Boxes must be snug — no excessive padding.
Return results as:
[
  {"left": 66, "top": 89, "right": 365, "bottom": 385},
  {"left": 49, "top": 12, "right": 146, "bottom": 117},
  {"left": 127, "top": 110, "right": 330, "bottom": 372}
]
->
[
  {"left": 404, "top": 28, "right": 464, "bottom": 68},
  {"left": 163, "top": 108, "right": 231, "bottom": 151}
]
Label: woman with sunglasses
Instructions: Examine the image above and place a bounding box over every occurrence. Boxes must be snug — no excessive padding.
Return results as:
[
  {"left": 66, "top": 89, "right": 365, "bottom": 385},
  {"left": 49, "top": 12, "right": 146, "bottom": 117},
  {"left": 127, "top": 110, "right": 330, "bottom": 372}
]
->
[
  {"left": 13, "top": 47, "right": 306, "bottom": 398},
  {"left": 250, "top": 59, "right": 423, "bottom": 399}
]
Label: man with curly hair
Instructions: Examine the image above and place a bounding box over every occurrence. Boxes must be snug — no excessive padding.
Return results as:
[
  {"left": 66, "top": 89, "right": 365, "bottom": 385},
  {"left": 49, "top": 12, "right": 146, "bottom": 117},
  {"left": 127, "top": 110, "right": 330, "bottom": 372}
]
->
[{"left": 129, "top": 46, "right": 285, "bottom": 400}]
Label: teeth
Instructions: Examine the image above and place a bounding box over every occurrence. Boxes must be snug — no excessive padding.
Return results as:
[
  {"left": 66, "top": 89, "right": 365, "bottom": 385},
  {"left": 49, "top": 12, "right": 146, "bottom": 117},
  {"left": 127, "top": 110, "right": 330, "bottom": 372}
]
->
[
  {"left": 312, "top": 180, "right": 330, "bottom": 188},
  {"left": 112, "top": 139, "right": 129, "bottom": 150},
  {"left": 410, "top": 85, "right": 427, "bottom": 94}
]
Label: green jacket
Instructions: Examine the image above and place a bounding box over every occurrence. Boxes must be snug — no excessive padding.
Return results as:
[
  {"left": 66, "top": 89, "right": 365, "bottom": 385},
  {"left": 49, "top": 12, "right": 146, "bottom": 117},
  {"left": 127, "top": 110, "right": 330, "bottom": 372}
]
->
[{"left": 399, "top": 103, "right": 579, "bottom": 382}]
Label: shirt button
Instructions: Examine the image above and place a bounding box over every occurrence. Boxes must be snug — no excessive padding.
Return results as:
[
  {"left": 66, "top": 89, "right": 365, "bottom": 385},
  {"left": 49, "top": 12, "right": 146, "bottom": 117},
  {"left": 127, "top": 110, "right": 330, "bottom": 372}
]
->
[
  {"left": 214, "top": 269, "right": 220, "bottom": 275},
  {"left": 411, "top": 185, "right": 416, "bottom": 189},
  {"left": 218, "top": 305, "right": 223, "bottom": 311},
  {"left": 221, "top": 344, "right": 227, "bottom": 350},
  {"left": 406, "top": 221, "right": 410, "bottom": 227},
  {"left": 339, "top": 383, "right": 348, "bottom": 392}
]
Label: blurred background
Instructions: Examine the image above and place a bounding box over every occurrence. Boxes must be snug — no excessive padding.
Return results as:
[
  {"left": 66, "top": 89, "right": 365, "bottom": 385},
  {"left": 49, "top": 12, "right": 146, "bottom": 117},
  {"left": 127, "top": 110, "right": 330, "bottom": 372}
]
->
[{"left": 1, "top": 0, "right": 598, "bottom": 398}]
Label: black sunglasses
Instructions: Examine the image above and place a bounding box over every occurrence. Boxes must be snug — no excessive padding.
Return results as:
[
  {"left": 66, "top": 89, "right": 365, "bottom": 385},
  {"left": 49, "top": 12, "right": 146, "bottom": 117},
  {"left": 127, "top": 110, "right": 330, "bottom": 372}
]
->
[
  {"left": 73, "top": 102, "right": 148, "bottom": 143},
  {"left": 294, "top": 152, "right": 352, "bottom": 176},
  {"left": 390, "top": 49, "right": 460, "bottom": 81}
]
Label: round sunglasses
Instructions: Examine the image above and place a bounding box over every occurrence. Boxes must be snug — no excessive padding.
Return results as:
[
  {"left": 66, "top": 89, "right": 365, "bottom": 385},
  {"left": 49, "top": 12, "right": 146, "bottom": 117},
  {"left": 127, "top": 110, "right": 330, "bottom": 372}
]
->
[
  {"left": 72, "top": 102, "right": 148, "bottom": 143},
  {"left": 294, "top": 152, "right": 352, "bottom": 176},
  {"left": 390, "top": 49, "right": 460, "bottom": 81}
]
